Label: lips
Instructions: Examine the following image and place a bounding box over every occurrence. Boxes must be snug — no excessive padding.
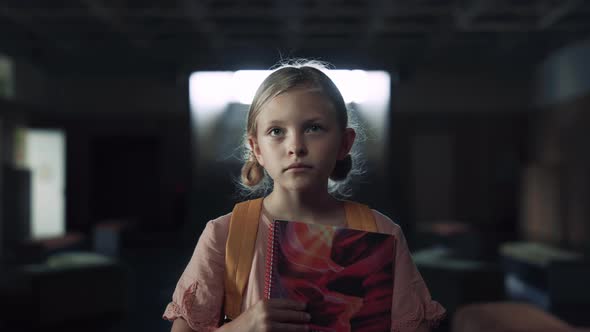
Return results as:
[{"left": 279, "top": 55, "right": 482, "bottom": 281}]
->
[{"left": 285, "top": 163, "right": 312, "bottom": 171}]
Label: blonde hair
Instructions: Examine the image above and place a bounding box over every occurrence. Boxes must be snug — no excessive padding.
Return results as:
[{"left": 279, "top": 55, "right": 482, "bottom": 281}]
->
[{"left": 238, "top": 59, "right": 365, "bottom": 198}]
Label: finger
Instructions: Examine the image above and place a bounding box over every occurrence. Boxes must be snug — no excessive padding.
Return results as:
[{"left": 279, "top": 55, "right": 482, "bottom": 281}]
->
[
  {"left": 266, "top": 298, "right": 307, "bottom": 310},
  {"left": 268, "top": 308, "right": 311, "bottom": 323},
  {"left": 269, "top": 322, "right": 310, "bottom": 332}
]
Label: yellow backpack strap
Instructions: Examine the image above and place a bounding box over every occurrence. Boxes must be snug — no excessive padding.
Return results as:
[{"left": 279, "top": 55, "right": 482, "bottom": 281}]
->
[
  {"left": 224, "top": 198, "right": 263, "bottom": 320},
  {"left": 344, "top": 201, "right": 378, "bottom": 232}
]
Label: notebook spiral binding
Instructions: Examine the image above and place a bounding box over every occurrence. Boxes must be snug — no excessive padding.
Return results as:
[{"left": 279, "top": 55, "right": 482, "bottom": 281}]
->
[{"left": 264, "top": 220, "right": 280, "bottom": 299}]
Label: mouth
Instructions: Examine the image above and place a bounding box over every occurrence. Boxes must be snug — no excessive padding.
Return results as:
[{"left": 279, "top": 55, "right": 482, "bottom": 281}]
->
[{"left": 285, "top": 163, "right": 312, "bottom": 172}]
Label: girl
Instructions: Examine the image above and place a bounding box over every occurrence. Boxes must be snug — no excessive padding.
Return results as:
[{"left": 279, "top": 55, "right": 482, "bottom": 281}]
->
[{"left": 163, "top": 61, "right": 445, "bottom": 332}]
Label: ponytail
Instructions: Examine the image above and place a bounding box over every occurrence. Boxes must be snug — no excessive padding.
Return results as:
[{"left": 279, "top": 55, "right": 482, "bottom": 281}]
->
[
  {"left": 330, "top": 154, "right": 353, "bottom": 181},
  {"left": 241, "top": 156, "right": 265, "bottom": 187}
]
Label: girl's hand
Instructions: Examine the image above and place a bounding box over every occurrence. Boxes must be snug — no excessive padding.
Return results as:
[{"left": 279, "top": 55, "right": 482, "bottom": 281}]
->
[{"left": 220, "top": 298, "right": 311, "bottom": 332}]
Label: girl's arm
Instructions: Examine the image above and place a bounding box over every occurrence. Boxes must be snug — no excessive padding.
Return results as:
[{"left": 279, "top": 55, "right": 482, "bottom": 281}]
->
[
  {"left": 171, "top": 317, "right": 195, "bottom": 332},
  {"left": 164, "top": 218, "right": 228, "bottom": 331},
  {"left": 376, "top": 212, "right": 445, "bottom": 330}
]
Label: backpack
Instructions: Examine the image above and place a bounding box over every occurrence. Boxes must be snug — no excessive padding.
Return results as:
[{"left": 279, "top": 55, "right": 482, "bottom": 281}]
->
[{"left": 223, "top": 197, "right": 377, "bottom": 320}]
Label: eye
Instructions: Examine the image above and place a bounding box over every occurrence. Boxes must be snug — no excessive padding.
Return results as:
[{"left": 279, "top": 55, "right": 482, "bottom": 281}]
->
[
  {"left": 268, "top": 128, "right": 284, "bottom": 137},
  {"left": 306, "top": 124, "right": 324, "bottom": 133}
]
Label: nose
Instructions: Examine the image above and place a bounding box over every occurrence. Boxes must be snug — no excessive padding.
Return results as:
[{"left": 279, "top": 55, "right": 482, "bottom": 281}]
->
[{"left": 288, "top": 132, "right": 307, "bottom": 157}]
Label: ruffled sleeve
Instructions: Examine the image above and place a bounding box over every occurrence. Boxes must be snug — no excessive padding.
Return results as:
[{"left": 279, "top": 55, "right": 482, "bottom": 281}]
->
[
  {"left": 162, "top": 213, "right": 230, "bottom": 332},
  {"left": 372, "top": 211, "right": 446, "bottom": 331}
]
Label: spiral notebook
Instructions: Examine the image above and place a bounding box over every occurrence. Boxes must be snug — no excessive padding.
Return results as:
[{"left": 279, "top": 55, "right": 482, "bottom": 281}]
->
[{"left": 264, "top": 219, "right": 397, "bottom": 332}]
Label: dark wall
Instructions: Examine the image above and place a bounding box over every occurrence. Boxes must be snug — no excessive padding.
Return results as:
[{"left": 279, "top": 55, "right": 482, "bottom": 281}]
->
[
  {"left": 522, "top": 93, "right": 590, "bottom": 251},
  {"left": 519, "top": 38, "right": 590, "bottom": 252},
  {"left": 11, "top": 68, "right": 192, "bottom": 233},
  {"left": 29, "top": 110, "right": 191, "bottom": 233},
  {"left": 0, "top": 103, "right": 31, "bottom": 257},
  {"left": 383, "top": 67, "right": 532, "bottom": 241},
  {"left": 388, "top": 112, "right": 530, "bottom": 241}
]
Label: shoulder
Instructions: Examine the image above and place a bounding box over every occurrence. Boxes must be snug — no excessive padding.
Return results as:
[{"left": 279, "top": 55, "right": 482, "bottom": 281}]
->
[
  {"left": 370, "top": 209, "right": 404, "bottom": 238},
  {"left": 201, "top": 199, "right": 261, "bottom": 240},
  {"left": 207, "top": 211, "right": 233, "bottom": 228},
  {"left": 199, "top": 211, "right": 232, "bottom": 246}
]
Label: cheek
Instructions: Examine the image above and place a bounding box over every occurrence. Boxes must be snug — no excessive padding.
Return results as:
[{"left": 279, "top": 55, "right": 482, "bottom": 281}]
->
[
  {"left": 257, "top": 143, "right": 278, "bottom": 166},
  {"left": 258, "top": 142, "right": 274, "bottom": 155},
  {"left": 317, "top": 137, "right": 341, "bottom": 155}
]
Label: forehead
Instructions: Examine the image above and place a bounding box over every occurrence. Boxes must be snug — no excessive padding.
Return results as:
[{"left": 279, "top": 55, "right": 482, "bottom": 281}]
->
[{"left": 257, "top": 87, "right": 337, "bottom": 123}]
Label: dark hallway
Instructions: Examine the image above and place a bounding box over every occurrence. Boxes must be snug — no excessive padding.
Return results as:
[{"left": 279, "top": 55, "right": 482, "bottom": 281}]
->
[{"left": 2, "top": 1, "right": 590, "bottom": 331}]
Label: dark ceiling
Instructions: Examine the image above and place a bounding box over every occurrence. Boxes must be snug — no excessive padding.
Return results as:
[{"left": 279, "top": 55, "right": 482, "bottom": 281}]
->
[{"left": 1, "top": 0, "right": 590, "bottom": 73}]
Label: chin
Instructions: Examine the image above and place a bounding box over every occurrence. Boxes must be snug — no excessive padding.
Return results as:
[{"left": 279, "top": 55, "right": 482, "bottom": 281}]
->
[{"left": 282, "top": 181, "right": 324, "bottom": 193}]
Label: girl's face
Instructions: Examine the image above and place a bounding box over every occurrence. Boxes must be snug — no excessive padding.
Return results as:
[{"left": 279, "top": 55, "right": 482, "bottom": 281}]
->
[{"left": 249, "top": 86, "right": 355, "bottom": 194}]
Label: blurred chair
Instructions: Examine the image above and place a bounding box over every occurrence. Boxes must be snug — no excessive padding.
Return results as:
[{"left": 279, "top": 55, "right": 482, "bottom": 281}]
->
[
  {"left": 11, "top": 232, "right": 88, "bottom": 265},
  {"left": 501, "top": 242, "right": 590, "bottom": 325},
  {"left": 413, "top": 220, "right": 506, "bottom": 319},
  {"left": 413, "top": 247, "right": 505, "bottom": 320},
  {"left": 93, "top": 219, "right": 136, "bottom": 257},
  {"left": 0, "top": 251, "right": 129, "bottom": 328},
  {"left": 452, "top": 302, "right": 590, "bottom": 332},
  {"left": 415, "top": 220, "right": 505, "bottom": 260}
]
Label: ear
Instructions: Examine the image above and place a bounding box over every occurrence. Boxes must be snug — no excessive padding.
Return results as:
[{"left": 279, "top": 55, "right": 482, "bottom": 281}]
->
[
  {"left": 248, "top": 136, "right": 265, "bottom": 167},
  {"left": 337, "top": 128, "right": 356, "bottom": 160}
]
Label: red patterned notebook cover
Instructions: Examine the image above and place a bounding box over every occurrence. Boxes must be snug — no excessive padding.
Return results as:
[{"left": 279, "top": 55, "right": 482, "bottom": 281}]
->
[{"left": 264, "top": 220, "right": 396, "bottom": 332}]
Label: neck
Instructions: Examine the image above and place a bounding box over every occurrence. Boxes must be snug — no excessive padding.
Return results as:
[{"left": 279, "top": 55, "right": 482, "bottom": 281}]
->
[{"left": 263, "top": 188, "right": 344, "bottom": 224}]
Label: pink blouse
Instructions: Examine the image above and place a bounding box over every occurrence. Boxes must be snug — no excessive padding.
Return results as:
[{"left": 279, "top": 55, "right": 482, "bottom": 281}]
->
[{"left": 163, "top": 209, "right": 445, "bottom": 331}]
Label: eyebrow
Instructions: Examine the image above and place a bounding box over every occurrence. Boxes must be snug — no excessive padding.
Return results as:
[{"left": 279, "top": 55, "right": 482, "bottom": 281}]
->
[{"left": 263, "top": 117, "right": 326, "bottom": 127}]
